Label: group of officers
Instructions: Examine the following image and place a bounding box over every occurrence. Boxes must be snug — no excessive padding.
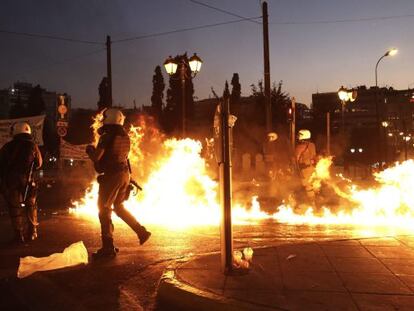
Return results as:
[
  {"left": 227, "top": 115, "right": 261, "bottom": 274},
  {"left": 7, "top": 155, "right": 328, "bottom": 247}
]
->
[
  {"left": 0, "top": 106, "right": 317, "bottom": 258},
  {"left": 263, "top": 129, "right": 318, "bottom": 204},
  {"left": 0, "top": 108, "right": 150, "bottom": 260}
]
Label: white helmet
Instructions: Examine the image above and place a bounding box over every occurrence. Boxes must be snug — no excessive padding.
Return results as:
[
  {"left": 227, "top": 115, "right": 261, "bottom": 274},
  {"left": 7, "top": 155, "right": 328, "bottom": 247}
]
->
[
  {"left": 298, "top": 129, "right": 311, "bottom": 140},
  {"left": 11, "top": 122, "right": 31, "bottom": 136},
  {"left": 267, "top": 132, "right": 278, "bottom": 142},
  {"left": 103, "top": 108, "right": 125, "bottom": 125}
]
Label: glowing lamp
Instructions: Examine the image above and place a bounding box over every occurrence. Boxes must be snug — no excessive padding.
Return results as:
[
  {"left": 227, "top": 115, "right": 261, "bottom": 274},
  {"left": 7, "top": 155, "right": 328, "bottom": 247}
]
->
[
  {"left": 163, "top": 56, "right": 178, "bottom": 75},
  {"left": 188, "top": 53, "right": 203, "bottom": 74},
  {"left": 385, "top": 48, "right": 398, "bottom": 57},
  {"left": 338, "top": 86, "right": 348, "bottom": 101}
]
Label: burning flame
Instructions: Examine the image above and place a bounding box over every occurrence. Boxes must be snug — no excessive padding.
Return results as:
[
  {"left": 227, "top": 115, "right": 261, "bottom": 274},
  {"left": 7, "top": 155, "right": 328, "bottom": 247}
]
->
[
  {"left": 274, "top": 159, "right": 414, "bottom": 231},
  {"left": 71, "top": 114, "right": 414, "bottom": 232}
]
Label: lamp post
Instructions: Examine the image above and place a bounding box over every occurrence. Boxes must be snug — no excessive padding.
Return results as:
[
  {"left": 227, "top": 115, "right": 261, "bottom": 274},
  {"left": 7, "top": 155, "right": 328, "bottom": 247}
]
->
[
  {"left": 337, "top": 86, "right": 357, "bottom": 133},
  {"left": 164, "top": 53, "right": 203, "bottom": 137},
  {"left": 381, "top": 121, "right": 389, "bottom": 165},
  {"left": 375, "top": 48, "right": 398, "bottom": 167}
]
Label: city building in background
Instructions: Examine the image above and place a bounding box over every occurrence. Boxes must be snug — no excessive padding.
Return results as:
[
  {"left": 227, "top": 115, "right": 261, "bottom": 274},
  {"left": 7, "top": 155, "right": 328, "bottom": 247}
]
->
[
  {"left": 312, "top": 86, "right": 414, "bottom": 163},
  {"left": 0, "top": 81, "right": 71, "bottom": 126}
]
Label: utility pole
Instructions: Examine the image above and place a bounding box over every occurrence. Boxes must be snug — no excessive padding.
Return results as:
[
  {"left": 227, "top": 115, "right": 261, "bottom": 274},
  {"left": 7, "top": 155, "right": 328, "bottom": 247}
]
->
[
  {"left": 180, "top": 60, "right": 187, "bottom": 137},
  {"left": 106, "top": 35, "right": 113, "bottom": 107},
  {"left": 326, "top": 112, "right": 331, "bottom": 155},
  {"left": 290, "top": 97, "right": 296, "bottom": 150},
  {"left": 262, "top": 1, "right": 272, "bottom": 133}
]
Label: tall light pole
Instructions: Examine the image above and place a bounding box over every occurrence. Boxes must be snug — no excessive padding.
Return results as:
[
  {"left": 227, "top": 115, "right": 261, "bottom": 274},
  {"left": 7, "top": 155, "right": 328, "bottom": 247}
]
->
[
  {"left": 106, "top": 35, "right": 113, "bottom": 107},
  {"left": 337, "top": 86, "right": 357, "bottom": 133},
  {"left": 375, "top": 48, "right": 398, "bottom": 167},
  {"left": 164, "top": 53, "right": 203, "bottom": 137},
  {"left": 381, "top": 121, "right": 389, "bottom": 165},
  {"left": 262, "top": 1, "right": 272, "bottom": 133}
]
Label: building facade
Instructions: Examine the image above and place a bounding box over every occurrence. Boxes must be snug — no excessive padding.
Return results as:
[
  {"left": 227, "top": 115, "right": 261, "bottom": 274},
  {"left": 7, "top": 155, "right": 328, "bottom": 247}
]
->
[
  {"left": 0, "top": 81, "right": 71, "bottom": 125},
  {"left": 312, "top": 86, "right": 414, "bottom": 164}
]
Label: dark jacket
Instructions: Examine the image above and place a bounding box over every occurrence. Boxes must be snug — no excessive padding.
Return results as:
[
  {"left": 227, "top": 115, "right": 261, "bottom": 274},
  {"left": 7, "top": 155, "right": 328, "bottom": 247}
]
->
[
  {"left": 95, "top": 125, "right": 130, "bottom": 174},
  {"left": 0, "top": 133, "right": 42, "bottom": 187}
]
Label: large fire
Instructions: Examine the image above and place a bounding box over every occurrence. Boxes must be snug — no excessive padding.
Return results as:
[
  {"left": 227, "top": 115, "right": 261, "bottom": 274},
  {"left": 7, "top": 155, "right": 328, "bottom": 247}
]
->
[{"left": 70, "top": 115, "right": 414, "bottom": 231}]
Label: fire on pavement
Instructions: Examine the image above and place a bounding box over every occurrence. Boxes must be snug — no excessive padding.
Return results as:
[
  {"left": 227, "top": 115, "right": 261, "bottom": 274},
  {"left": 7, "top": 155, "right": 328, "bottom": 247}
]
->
[{"left": 70, "top": 115, "right": 414, "bottom": 232}]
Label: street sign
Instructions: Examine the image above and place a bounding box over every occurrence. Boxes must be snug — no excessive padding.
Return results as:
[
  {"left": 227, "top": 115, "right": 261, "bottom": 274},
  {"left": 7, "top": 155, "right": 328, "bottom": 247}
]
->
[
  {"left": 57, "top": 126, "right": 67, "bottom": 137},
  {"left": 57, "top": 120, "right": 69, "bottom": 128}
]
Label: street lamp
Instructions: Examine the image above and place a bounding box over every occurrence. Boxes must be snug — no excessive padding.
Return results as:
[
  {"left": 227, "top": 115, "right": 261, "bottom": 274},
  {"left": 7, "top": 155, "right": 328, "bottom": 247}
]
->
[
  {"left": 382, "top": 121, "right": 389, "bottom": 164},
  {"left": 375, "top": 48, "right": 398, "bottom": 167},
  {"left": 337, "top": 86, "right": 356, "bottom": 132},
  {"left": 163, "top": 53, "right": 203, "bottom": 137}
]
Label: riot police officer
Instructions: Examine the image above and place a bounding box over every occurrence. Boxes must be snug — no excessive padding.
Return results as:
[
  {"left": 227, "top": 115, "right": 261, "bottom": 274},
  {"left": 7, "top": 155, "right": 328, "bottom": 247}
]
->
[
  {"left": 0, "top": 122, "right": 42, "bottom": 243},
  {"left": 86, "top": 108, "right": 151, "bottom": 259},
  {"left": 295, "top": 129, "right": 317, "bottom": 202}
]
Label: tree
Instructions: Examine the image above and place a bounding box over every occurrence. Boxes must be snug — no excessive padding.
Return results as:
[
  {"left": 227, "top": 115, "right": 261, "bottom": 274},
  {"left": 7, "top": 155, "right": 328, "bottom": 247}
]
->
[
  {"left": 27, "top": 85, "right": 45, "bottom": 116},
  {"left": 163, "top": 54, "right": 194, "bottom": 134},
  {"left": 151, "top": 65, "right": 165, "bottom": 123},
  {"left": 250, "top": 80, "right": 291, "bottom": 127},
  {"left": 97, "top": 77, "right": 110, "bottom": 111},
  {"left": 250, "top": 80, "right": 266, "bottom": 125},
  {"left": 270, "top": 80, "right": 290, "bottom": 125},
  {"left": 230, "top": 73, "right": 241, "bottom": 105},
  {"left": 223, "top": 80, "right": 230, "bottom": 98}
]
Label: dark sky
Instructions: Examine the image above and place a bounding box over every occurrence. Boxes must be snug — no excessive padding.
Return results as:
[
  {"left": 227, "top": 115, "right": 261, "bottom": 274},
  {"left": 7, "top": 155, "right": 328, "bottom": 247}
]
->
[{"left": 1, "top": 0, "right": 413, "bottom": 108}]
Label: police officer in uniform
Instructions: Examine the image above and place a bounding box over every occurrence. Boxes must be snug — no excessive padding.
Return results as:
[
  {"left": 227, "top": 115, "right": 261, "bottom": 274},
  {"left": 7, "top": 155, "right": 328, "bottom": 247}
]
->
[
  {"left": 86, "top": 108, "right": 151, "bottom": 259},
  {"left": 0, "top": 122, "right": 42, "bottom": 243},
  {"left": 295, "top": 129, "right": 317, "bottom": 203}
]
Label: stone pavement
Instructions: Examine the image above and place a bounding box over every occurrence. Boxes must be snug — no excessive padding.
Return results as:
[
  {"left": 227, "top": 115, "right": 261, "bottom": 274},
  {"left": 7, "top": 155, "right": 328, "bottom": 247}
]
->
[{"left": 157, "top": 236, "right": 414, "bottom": 311}]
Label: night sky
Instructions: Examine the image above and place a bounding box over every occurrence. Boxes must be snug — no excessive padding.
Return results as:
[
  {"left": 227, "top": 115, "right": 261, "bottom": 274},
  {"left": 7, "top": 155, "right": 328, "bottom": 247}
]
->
[{"left": 0, "top": 0, "right": 413, "bottom": 109}]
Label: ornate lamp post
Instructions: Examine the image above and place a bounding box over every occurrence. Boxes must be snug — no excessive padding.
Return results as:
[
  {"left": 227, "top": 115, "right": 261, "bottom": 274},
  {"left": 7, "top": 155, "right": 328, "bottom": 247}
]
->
[
  {"left": 375, "top": 48, "right": 398, "bottom": 167},
  {"left": 337, "top": 86, "right": 357, "bottom": 133},
  {"left": 163, "top": 53, "right": 203, "bottom": 137}
]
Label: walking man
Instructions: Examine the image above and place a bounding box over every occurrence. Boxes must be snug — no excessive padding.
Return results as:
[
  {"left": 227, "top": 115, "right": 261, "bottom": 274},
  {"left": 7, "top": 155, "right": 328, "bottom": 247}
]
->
[{"left": 86, "top": 108, "right": 151, "bottom": 259}]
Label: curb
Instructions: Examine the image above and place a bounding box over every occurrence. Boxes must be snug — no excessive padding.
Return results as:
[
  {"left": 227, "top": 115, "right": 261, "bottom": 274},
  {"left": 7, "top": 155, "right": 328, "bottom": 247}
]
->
[{"left": 156, "top": 263, "right": 276, "bottom": 311}]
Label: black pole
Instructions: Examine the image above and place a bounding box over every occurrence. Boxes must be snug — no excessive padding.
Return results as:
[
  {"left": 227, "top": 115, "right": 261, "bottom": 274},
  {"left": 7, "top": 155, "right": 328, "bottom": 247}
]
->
[
  {"left": 180, "top": 62, "right": 186, "bottom": 137},
  {"left": 220, "top": 96, "right": 233, "bottom": 274},
  {"left": 106, "top": 35, "right": 113, "bottom": 107},
  {"left": 262, "top": 1, "right": 272, "bottom": 132},
  {"left": 375, "top": 55, "right": 386, "bottom": 168}
]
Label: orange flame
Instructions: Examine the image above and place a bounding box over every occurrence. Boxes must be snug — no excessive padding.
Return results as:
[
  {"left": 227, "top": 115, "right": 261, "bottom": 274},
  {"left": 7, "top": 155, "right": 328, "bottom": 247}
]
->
[{"left": 71, "top": 113, "right": 414, "bottom": 232}]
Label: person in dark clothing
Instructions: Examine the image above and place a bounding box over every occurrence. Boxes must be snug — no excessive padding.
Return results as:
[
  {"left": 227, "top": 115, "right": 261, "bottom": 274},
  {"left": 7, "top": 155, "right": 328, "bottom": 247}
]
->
[
  {"left": 0, "top": 122, "right": 42, "bottom": 243},
  {"left": 86, "top": 108, "right": 151, "bottom": 259}
]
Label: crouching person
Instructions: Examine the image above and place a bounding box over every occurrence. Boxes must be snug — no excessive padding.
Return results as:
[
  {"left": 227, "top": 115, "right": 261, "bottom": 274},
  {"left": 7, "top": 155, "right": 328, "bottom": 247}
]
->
[
  {"left": 86, "top": 108, "right": 151, "bottom": 260},
  {"left": 0, "top": 122, "right": 42, "bottom": 244}
]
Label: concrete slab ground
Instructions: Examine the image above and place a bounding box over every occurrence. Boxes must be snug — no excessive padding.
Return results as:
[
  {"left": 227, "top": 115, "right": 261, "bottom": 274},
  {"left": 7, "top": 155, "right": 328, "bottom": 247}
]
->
[{"left": 157, "top": 236, "right": 414, "bottom": 311}]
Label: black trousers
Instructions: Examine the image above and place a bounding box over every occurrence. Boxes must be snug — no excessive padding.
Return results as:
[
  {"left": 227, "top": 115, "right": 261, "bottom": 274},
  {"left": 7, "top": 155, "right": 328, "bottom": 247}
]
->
[
  {"left": 3, "top": 184, "right": 37, "bottom": 238},
  {"left": 97, "top": 171, "right": 145, "bottom": 246}
]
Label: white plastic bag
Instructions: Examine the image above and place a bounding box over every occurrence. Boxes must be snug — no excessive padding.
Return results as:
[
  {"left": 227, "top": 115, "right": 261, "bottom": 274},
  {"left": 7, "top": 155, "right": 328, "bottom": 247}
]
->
[{"left": 17, "top": 241, "right": 88, "bottom": 278}]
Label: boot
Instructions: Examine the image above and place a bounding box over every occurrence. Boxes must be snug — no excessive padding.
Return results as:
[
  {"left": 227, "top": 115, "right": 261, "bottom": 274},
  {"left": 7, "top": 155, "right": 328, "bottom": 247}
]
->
[
  {"left": 138, "top": 227, "right": 151, "bottom": 245},
  {"left": 92, "top": 247, "right": 118, "bottom": 260},
  {"left": 114, "top": 206, "right": 151, "bottom": 245},
  {"left": 28, "top": 226, "right": 38, "bottom": 241},
  {"left": 92, "top": 238, "right": 118, "bottom": 260},
  {"left": 10, "top": 230, "right": 26, "bottom": 245}
]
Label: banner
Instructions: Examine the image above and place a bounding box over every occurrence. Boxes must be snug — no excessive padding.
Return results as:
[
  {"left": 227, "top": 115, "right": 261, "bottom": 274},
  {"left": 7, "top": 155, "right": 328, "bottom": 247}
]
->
[
  {"left": 60, "top": 140, "right": 89, "bottom": 161},
  {"left": 0, "top": 115, "right": 45, "bottom": 148}
]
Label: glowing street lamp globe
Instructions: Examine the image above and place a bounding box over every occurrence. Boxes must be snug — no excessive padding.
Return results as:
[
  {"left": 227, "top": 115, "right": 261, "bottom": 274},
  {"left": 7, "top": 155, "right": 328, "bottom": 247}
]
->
[
  {"left": 163, "top": 56, "right": 178, "bottom": 75},
  {"left": 385, "top": 48, "right": 398, "bottom": 57},
  {"left": 338, "top": 86, "right": 349, "bottom": 101},
  {"left": 188, "top": 53, "right": 203, "bottom": 74}
]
